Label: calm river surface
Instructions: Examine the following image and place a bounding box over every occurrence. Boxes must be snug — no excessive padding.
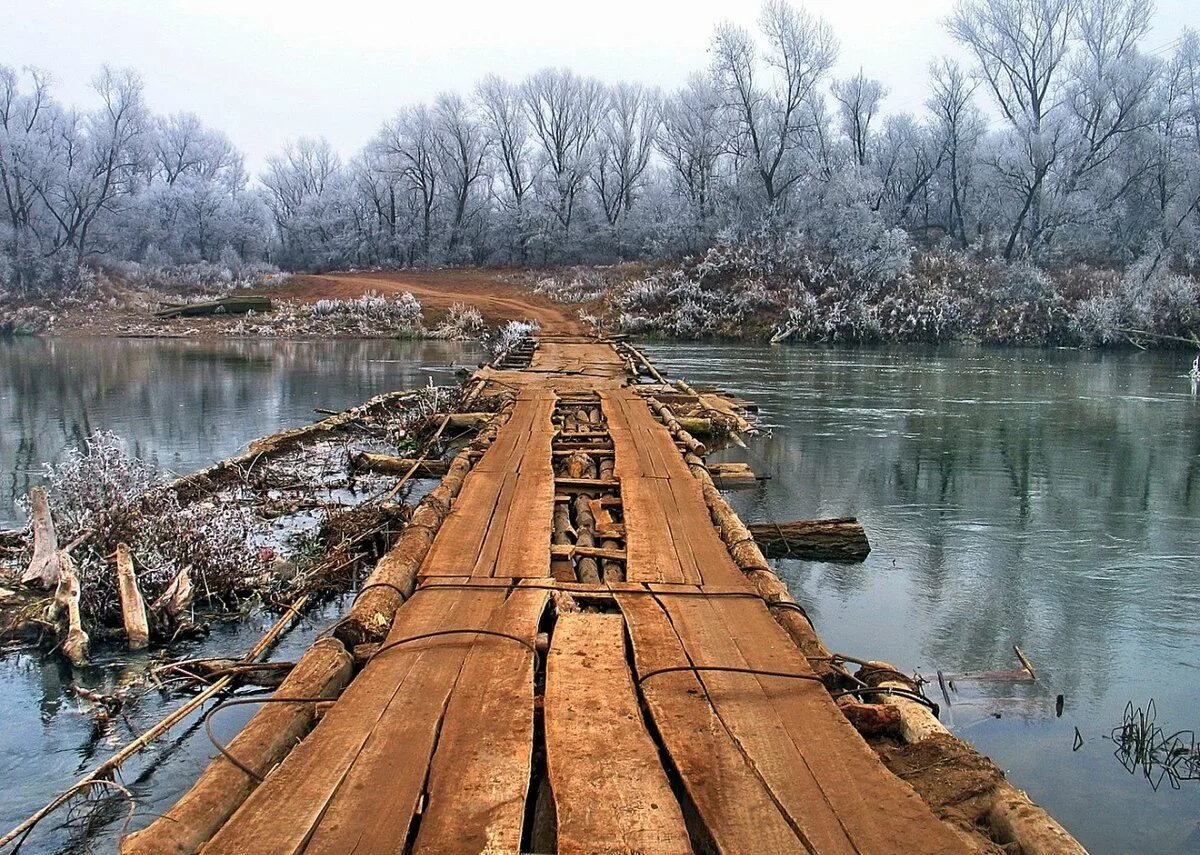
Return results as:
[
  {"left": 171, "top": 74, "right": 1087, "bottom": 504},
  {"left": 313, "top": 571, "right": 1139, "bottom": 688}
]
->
[{"left": 1, "top": 336, "right": 1198, "bottom": 853}]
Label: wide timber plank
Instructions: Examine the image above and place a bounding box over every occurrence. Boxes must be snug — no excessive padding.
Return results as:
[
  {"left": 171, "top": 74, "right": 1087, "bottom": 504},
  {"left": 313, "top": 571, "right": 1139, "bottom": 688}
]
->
[
  {"left": 603, "top": 391, "right": 698, "bottom": 584},
  {"left": 544, "top": 612, "right": 691, "bottom": 855},
  {"left": 299, "top": 587, "right": 507, "bottom": 853},
  {"left": 422, "top": 390, "right": 554, "bottom": 578},
  {"left": 412, "top": 588, "right": 549, "bottom": 854},
  {"left": 615, "top": 593, "right": 803, "bottom": 853},
  {"left": 204, "top": 584, "right": 494, "bottom": 854}
]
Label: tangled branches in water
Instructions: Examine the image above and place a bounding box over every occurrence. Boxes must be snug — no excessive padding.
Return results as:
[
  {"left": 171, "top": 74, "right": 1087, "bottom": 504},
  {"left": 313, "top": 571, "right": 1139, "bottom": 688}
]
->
[{"left": 40, "top": 432, "right": 269, "bottom": 623}]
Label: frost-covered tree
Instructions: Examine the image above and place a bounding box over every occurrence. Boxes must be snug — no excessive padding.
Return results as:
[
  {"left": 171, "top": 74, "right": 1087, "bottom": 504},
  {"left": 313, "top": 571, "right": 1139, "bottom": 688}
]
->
[
  {"left": 831, "top": 71, "right": 887, "bottom": 168},
  {"left": 476, "top": 74, "right": 535, "bottom": 262},
  {"left": 711, "top": 0, "right": 837, "bottom": 214},
  {"left": 950, "top": 0, "right": 1079, "bottom": 258},
  {"left": 656, "top": 74, "right": 727, "bottom": 246},
  {"left": 591, "top": 82, "right": 659, "bottom": 251},
  {"left": 522, "top": 68, "right": 606, "bottom": 250},
  {"left": 927, "top": 58, "right": 985, "bottom": 246}
]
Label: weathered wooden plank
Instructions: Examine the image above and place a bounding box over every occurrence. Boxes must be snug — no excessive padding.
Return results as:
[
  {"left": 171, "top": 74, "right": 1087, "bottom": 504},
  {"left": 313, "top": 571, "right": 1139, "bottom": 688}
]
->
[
  {"left": 412, "top": 588, "right": 549, "bottom": 854},
  {"left": 545, "top": 612, "right": 692, "bottom": 854},
  {"left": 603, "top": 391, "right": 695, "bottom": 584},
  {"left": 694, "top": 593, "right": 968, "bottom": 854},
  {"left": 298, "top": 587, "right": 507, "bottom": 853},
  {"left": 493, "top": 391, "right": 556, "bottom": 579},
  {"left": 614, "top": 593, "right": 802, "bottom": 853},
  {"left": 204, "top": 584, "right": 492, "bottom": 854}
]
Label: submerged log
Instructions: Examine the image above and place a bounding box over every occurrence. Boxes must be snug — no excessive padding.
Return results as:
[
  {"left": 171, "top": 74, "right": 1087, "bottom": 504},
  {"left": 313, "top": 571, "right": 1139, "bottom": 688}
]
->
[
  {"left": 706, "top": 462, "right": 758, "bottom": 489},
  {"left": 115, "top": 544, "right": 150, "bottom": 650},
  {"left": 22, "top": 487, "right": 61, "bottom": 588},
  {"left": 120, "top": 637, "right": 353, "bottom": 855},
  {"left": 351, "top": 453, "right": 450, "bottom": 478},
  {"left": 747, "top": 517, "right": 871, "bottom": 561},
  {"left": 154, "top": 295, "right": 272, "bottom": 319},
  {"left": 52, "top": 552, "right": 89, "bottom": 666},
  {"left": 859, "top": 662, "right": 1085, "bottom": 855}
]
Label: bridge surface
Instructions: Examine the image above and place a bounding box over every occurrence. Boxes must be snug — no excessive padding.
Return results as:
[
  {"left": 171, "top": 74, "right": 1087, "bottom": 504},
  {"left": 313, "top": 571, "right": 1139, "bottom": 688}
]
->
[{"left": 153, "top": 336, "right": 968, "bottom": 854}]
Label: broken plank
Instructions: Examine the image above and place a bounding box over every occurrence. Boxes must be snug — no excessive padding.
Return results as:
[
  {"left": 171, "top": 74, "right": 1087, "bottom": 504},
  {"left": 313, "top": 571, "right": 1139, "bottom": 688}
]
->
[
  {"left": 204, "top": 584, "right": 497, "bottom": 854},
  {"left": 614, "top": 592, "right": 801, "bottom": 853}
]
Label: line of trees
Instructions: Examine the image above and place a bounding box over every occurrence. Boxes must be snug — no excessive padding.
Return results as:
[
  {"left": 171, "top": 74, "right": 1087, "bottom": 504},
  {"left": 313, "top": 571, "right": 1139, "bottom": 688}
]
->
[{"left": 3, "top": 0, "right": 1200, "bottom": 293}]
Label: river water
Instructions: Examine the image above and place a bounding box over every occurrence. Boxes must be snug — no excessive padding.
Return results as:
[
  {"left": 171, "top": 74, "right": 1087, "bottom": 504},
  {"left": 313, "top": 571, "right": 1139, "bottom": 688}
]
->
[{"left": 1, "top": 337, "right": 1198, "bottom": 853}]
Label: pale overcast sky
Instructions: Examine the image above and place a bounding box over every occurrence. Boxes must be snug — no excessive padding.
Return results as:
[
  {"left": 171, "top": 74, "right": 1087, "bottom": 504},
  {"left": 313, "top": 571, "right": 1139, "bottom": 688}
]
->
[{"left": 2, "top": 0, "right": 1197, "bottom": 172}]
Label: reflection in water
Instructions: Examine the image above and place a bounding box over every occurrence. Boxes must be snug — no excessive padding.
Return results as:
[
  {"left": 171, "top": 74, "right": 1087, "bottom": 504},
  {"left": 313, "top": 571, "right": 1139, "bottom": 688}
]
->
[
  {"left": 0, "top": 337, "right": 486, "bottom": 527},
  {"left": 643, "top": 343, "right": 1200, "bottom": 855},
  {"left": 2, "top": 339, "right": 1198, "bottom": 853}
]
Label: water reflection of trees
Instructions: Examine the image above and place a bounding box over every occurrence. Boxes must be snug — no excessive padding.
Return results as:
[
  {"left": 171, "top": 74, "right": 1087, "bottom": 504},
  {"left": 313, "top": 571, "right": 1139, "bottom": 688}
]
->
[
  {"left": 651, "top": 342, "right": 1200, "bottom": 706},
  {"left": 0, "top": 338, "right": 483, "bottom": 525}
]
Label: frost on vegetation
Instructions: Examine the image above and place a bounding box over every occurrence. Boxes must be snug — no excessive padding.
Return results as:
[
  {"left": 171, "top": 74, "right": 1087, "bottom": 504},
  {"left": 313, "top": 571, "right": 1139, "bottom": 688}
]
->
[
  {"left": 396, "top": 380, "right": 461, "bottom": 439},
  {"left": 104, "top": 253, "right": 288, "bottom": 297},
  {"left": 304, "top": 290, "right": 424, "bottom": 334},
  {"left": 1069, "top": 257, "right": 1200, "bottom": 346},
  {"left": 39, "top": 431, "right": 268, "bottom": 621},
  {"left": 532, "top": 271, "right": 612, "bottom": 304},
  {"left": 489, "top": 320, "right": 539, "bottom": 358},
  {"left": 430, "top": 302, "right": 485, "bottom": 340}
]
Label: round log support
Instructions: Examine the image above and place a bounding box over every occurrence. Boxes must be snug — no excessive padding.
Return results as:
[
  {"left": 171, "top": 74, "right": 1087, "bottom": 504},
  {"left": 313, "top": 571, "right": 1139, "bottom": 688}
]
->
[
  {"left": 119, "top": 638, "right": 353, "bottom": 855},
  {"left": 332, "top": 409, "right": 509, "bottom": 648}
]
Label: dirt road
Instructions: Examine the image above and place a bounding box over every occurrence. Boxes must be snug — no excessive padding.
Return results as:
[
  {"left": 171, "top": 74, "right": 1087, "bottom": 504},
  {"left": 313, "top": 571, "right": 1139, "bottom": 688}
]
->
[{"left": 273, "top": 269, "right": 583, "bottom": 334}]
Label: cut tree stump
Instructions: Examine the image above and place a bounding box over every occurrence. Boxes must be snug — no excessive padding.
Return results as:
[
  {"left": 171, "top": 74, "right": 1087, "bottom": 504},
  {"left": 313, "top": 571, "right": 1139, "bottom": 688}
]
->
[
  {"left": 53, "top": 552, "right": 89, "bottom": 666},
  {"left": 22, "top": 487, "right": 61, "bottom": 588},
  {"left": 115, "top": 543, "right": 150, "bottom": 649}
]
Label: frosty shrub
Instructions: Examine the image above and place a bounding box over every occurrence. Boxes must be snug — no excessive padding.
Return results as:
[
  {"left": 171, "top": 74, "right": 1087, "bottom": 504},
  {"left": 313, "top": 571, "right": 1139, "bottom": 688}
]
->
[
  {"left": 306, "top": 290, "right": 424, "bottom": 332},
  {"left": 108, "top": 258, "right": 288, "bottom": 296},
  {"left": 532, "top": 271, "right": 612, "bottom": 303},
  {"left": 431, "top": 302, "right": 486, "bottom": 340},
  {"left": 614, "top": 243, "right": 785, "bottom": 337},
  {"left": 489, "top": 320, "right": 540, "bottom": 358},
  {"left": 40, "top": 431, "right": 269, "bottom": 622},
  {"left": 1071, "top": 290, "right": 1125, "bottom": 345},
  {"left": 1123, "top": 262, "right": 1200, "bottom": 334},
  {"left": 45, "top": 431, "right": 162, "bottom": 536},
  {"left": 1000, "top": 261, "right": 1053, "bottom": 299}
]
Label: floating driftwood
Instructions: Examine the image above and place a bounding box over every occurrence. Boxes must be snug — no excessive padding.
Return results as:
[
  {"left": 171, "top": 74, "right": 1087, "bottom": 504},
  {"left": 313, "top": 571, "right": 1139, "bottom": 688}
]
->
[
  {"left": 748, "top": 517, "right": 871, "bottom": 561},
  {"left": 154, "top": 295, "right": 272, "bottom": 319},
  {"left": 351, "top": 453, "right": 450, "bottom": 478},
  {"left": 707, "top": 461, "right": 759, "bottom": 489}
]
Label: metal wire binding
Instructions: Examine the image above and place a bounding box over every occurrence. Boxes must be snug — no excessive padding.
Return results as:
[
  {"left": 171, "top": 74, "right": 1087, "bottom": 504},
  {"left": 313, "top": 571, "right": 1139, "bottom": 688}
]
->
[{"left": 204, "top": 628, "right": 540, "bottom": 781}]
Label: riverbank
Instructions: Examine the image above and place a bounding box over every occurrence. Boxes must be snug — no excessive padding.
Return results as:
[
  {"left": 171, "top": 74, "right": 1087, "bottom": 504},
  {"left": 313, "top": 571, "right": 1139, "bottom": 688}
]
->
[
  {"left": 0, "top": 267, "right": 582, "bottom": 341},
  {"left": 7, "top": 253, "right": 1198, "bottom": 351}
]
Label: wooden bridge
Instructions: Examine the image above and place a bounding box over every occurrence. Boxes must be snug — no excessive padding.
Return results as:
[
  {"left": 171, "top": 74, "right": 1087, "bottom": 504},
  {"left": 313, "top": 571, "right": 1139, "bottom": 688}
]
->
[{"left": 122, "top": 335, "right": 974, "bottom": 854}]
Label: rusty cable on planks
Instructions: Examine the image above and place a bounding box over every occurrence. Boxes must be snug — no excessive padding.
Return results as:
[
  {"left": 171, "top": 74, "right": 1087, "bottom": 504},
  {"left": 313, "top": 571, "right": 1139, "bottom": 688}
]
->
[
  {"left": 203, "top": 628, "right": 540, "bottom": 781},
  {"left": 637, "top": 664, "right": 826, "bottom": 687}
]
